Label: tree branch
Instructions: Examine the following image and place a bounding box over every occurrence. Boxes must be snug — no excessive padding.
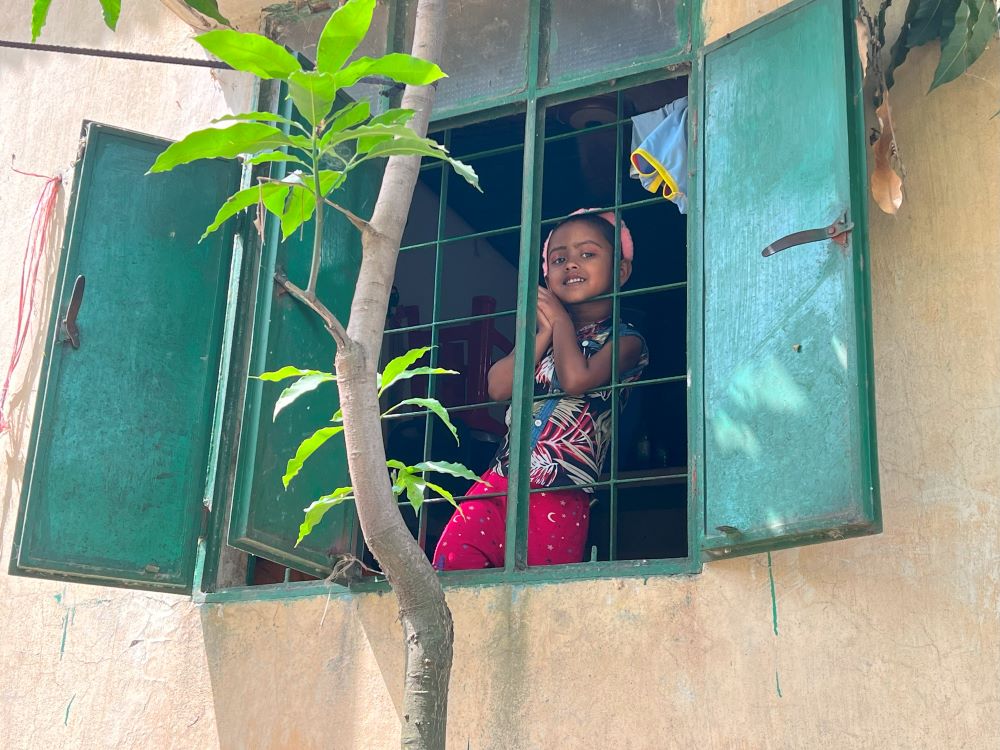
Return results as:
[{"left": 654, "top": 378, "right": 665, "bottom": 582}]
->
[
  {"left": 273, "top": 271, "right": 349, "bottom": 348},
  {"left": 322, "top": 197, "right": 371, "bottom": 234}
]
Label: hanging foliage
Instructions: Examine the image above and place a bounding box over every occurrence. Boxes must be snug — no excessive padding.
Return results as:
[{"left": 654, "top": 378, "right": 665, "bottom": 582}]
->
[
  {"left": 859, "top": 0, "right": 999, "bottom": 213},
  {"left": 29, "top": 0, "right": 229, "bottom": 41}
]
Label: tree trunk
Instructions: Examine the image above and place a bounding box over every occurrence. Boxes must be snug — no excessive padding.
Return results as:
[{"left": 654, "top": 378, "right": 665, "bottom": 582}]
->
[{"left": 335, "top": 1, "right": 454, "bottom": 748}]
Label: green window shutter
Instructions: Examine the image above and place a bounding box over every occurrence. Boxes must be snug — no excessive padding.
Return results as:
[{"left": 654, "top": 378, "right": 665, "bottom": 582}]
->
[
  {"left": 227, "top": 88, "right": 379, "bottom": 577},
  {"left": 9, "top": 123, "right": 240, "bottom": 592},
  {"left": 700, "top": 0, "right": 880, "bottom": 558}
]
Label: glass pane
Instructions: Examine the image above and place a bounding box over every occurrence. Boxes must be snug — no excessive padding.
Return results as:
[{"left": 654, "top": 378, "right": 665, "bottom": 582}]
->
[
  {"left": 406, "top": 0, "right": 529, "bottom": 110},
  {"left": 548, "top": 0, "right": 681, "bottom": 83}
]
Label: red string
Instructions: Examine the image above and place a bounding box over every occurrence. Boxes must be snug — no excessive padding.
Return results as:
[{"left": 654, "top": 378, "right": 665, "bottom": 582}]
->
[{"left": 0, "top": 166, "right": 62, "bottom": 434}]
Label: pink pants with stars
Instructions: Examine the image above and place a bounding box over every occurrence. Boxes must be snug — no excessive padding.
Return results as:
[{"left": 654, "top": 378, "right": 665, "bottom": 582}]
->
[{"left": 432, "top": 469, "right": 590, "bottom": 570}]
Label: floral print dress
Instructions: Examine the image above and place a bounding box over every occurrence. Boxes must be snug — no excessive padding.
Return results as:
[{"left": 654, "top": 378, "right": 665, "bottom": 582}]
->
[{"left": 491, "top": 317, "right": 649, "bottom": 491}]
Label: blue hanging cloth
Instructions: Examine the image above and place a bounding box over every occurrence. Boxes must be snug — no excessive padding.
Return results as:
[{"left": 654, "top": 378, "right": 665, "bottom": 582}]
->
[{"left": 629, "top": 96, "right": 688, "bottom": 214}]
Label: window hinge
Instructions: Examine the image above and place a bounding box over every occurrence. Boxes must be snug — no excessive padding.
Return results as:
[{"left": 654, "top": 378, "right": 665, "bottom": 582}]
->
[{"left": 762, "top": 212, "right": 853, "bottom": 257}]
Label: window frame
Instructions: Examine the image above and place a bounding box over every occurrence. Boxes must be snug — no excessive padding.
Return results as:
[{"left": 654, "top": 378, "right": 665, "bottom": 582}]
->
[
  {"left": 198, "top": 2, "right": 704, "bottom": 600},
  {"left": 198, "top": 0, "right": 879, "bottom": 601}
]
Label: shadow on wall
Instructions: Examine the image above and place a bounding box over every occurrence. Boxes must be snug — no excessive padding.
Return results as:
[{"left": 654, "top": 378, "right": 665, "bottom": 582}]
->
[
  {"left": 199, "top": 590, "right": 407, "bottom": 748},
  {"left": 0, "top": 187, "right": 65, "bottom": 569}
]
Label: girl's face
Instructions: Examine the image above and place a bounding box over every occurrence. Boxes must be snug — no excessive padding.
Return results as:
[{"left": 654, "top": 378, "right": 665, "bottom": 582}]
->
[{"left": 545, "top": 220, "right": 626, "bottom": 305}]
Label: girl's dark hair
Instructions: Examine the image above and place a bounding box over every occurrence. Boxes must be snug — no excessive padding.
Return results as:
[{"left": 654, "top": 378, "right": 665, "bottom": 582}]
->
[{"left": 549, "top": 212, "right": 617, "bottom": 250}]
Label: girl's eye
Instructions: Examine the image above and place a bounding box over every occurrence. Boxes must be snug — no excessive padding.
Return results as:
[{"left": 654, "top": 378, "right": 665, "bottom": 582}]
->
[
  {"left": 552, "top": 257, "right": 566, "bottom": 265},
  {"left": 581, "top": 252, "right": 594, "bottom": 259}
]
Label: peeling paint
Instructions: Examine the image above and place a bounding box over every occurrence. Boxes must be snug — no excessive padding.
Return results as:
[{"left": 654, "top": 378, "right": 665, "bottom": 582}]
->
[
  {"left": 64, "top": 694, "right": 75, "bottom": 725},
  {"left": 59, "top": 610, "right": 69, "bottom": 660}
]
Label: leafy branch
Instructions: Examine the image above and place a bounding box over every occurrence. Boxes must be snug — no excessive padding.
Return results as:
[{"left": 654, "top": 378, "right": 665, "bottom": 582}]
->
[
  {"left": 30, "top": 0, "right": 229, "bottom": 42},
  {"left": 859, "top": 0, "right": 998, "bottom": 214},
  {"left": 256, "top": 347, "right": 477, "bottom": 548}
]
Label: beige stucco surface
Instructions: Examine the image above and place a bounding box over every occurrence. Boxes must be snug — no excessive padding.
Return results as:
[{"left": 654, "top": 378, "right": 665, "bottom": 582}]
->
[
  {"left": 0, "top": 2, "right": 255, "bottom": 748},
  {"left": 2, "top": 1, "right": 999, "bottom": 748}
]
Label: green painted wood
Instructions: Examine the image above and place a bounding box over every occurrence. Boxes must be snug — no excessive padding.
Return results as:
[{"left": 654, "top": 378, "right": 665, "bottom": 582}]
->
[
  {"left": 700, "top": 0, "right": 879, "bottom": 558},
  {"left": 228, "top": 85, "right": 380, "bottom": 576},
  {"left": 10, "top": 123, "right": 239, "bottom": 592}
]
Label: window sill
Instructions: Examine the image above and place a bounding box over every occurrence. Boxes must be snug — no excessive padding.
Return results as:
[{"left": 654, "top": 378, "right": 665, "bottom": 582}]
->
[{"left": 197, "top": 555, "right": 701, "bottom": 605}]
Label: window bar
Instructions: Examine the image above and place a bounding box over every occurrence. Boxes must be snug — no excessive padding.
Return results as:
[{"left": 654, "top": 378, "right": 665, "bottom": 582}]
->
[
  {"left": 417, "top": 129, "right": 452, "bottom": 552},
  {"left": 385, "top": 305, "right": 514, "bottom": 336},
  {"left": 400, "top": 222, "right": 520, "bottom": 253},
  {"left": 418, "top": 471, "right": 689, "bottom": 507},
  {"left": 608, "top": 88, "right": 625, "bottom": 562},
  {"left": 538, "top": 195, "right": 665, "bottom": 225},
  {"left": 505, "top": 0, "right": 545, "bottom": 573},
  {"left": 380, "top": 374, "right": 689, "bottom": 426}
]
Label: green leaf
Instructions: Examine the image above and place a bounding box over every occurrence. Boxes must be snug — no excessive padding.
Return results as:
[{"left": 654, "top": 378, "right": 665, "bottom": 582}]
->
[
  {"left": 262, "top": 183, "right": 291, "bottom": 218},
  {"left": 357, "top": 137, "right": 481, "bottom": 192},
  {"left": 335, "top": 53, "right": 447, "bottom": 88},
  {"left": 393, "top": 472, "right": 426, "bottom": 513},
  {"left": 213, "top": 111, "right": 304, "bottom": 131},
  {"left": 357, "top": 108, "right": 415, "bottom": 151},
  {"left": 200, "top": 182, "right": 289, "bottom": 241},
  {"left": 389, "top": 397, "right": 460, "bottom": 444},
  {"left": 148, "top": 123, "right": 292, "bottom": 173},
  {"left": 283, "top": 426, "right": 344, "bottom": 488},
  {"left": 181, "top": 0, "right": 230, "bottom": 25},
  {"left": 413, "top": 460, "right": 480, "bottom": 482},
  {"left": 255, "top": 365, "right": 334, "bottom": 382},
  {"left": 930, "top": 0, "right": 999, "bottom": 90},
  {"left": 378, "top": 346, "right": 431, "bottom": 393},
  {"left": 329, "top": 100, "right": 371, "bottom": 133},
  {"left": 287, "top": 70, "right": 338, "bottom": 127},
  {"left": 445, "top": 156, "right": 481, "bottom": 192},
  {"left": 297, "top": 487, "right": 354, "bottom": 546},
  {"left": 242, "top": 151, "right": 309, "bottom": 167},
  {"left": 886, "top": 0, "right": 961, "bottom": 88},
  {"left": 359, "top": 135, "right": 445, "bottom": 158},
  {"left": 316, "top": 0, "right": 376, "bottom": 73},
  {"left": 98, "top": 0, "right": 121, "bottom": 30},
  {"left": 195, "top": 29, "right": 301, "bottom": 79},
  {"left": 386, "top": 459, "right": 408, "bottom": 471},
  {"left": 380, "top": 366, "right": 458, "bottom": 395},
  {"left": 319, "top": 123, "right": 419, "bottom": 158},
  {"left": 274, "top": 373, "right": 338, "bottom": 420},
  {"left": 30, "top": 0, "right": 53, "bottom": 42},
  {"left": 424, "top": 480, "right": 459, "bottom": 509},
  {"left": 280, "top": 186, "right": 317, "bottom": 240},
  {"left": 279, "top": 170, "right": 345, "bottom": 240}
]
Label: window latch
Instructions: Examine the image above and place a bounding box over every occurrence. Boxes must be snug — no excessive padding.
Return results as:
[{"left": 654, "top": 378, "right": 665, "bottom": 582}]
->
[
  {"left": 762, "top": 212, "right": 854, "bottom": 257},
  {"left": 59, "top": 274, "right": 86, "bottom": 349}
]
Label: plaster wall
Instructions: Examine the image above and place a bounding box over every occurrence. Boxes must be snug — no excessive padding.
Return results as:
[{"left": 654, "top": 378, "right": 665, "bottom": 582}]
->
[
  {"left": 0, "top": 3, "right": 255, "bottom": 747},
  {"left": 1, "top": 1, "right": 999, "bottom": 749}
]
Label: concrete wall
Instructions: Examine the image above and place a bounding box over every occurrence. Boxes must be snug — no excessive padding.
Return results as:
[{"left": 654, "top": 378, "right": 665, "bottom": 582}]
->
[{"left": 2, "top": 1, "right": 998, "bottom": 748}]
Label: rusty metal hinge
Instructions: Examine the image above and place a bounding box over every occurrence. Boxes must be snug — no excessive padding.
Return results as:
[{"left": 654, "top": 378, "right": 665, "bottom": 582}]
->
[{"left": 762, "top": 213, "right": 854, "bottom": 257}]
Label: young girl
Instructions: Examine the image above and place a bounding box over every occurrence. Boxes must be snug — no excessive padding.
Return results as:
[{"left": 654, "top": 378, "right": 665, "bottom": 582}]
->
[{"left": 433, "top": 210, "right": 649, "bottom": 570}]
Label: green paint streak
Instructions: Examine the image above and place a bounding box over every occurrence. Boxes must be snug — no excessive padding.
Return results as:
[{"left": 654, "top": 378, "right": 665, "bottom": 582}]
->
[
  {"left": 775, "top": 670, "right": 783, "bottom": 698},
  {"left": 767, "top": 551, "right": 779, "bottom": 636},
  {"left": 64, "top": 694, "right": 75, "bottom": 725},
  {"left": 59, "top": 611, "right": 69, "bottom": 659}
]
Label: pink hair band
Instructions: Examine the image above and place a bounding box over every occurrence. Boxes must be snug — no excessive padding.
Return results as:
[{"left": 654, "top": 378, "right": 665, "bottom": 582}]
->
[{"left": 542, "top": 209, "right": 634, "bottom": 278}]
